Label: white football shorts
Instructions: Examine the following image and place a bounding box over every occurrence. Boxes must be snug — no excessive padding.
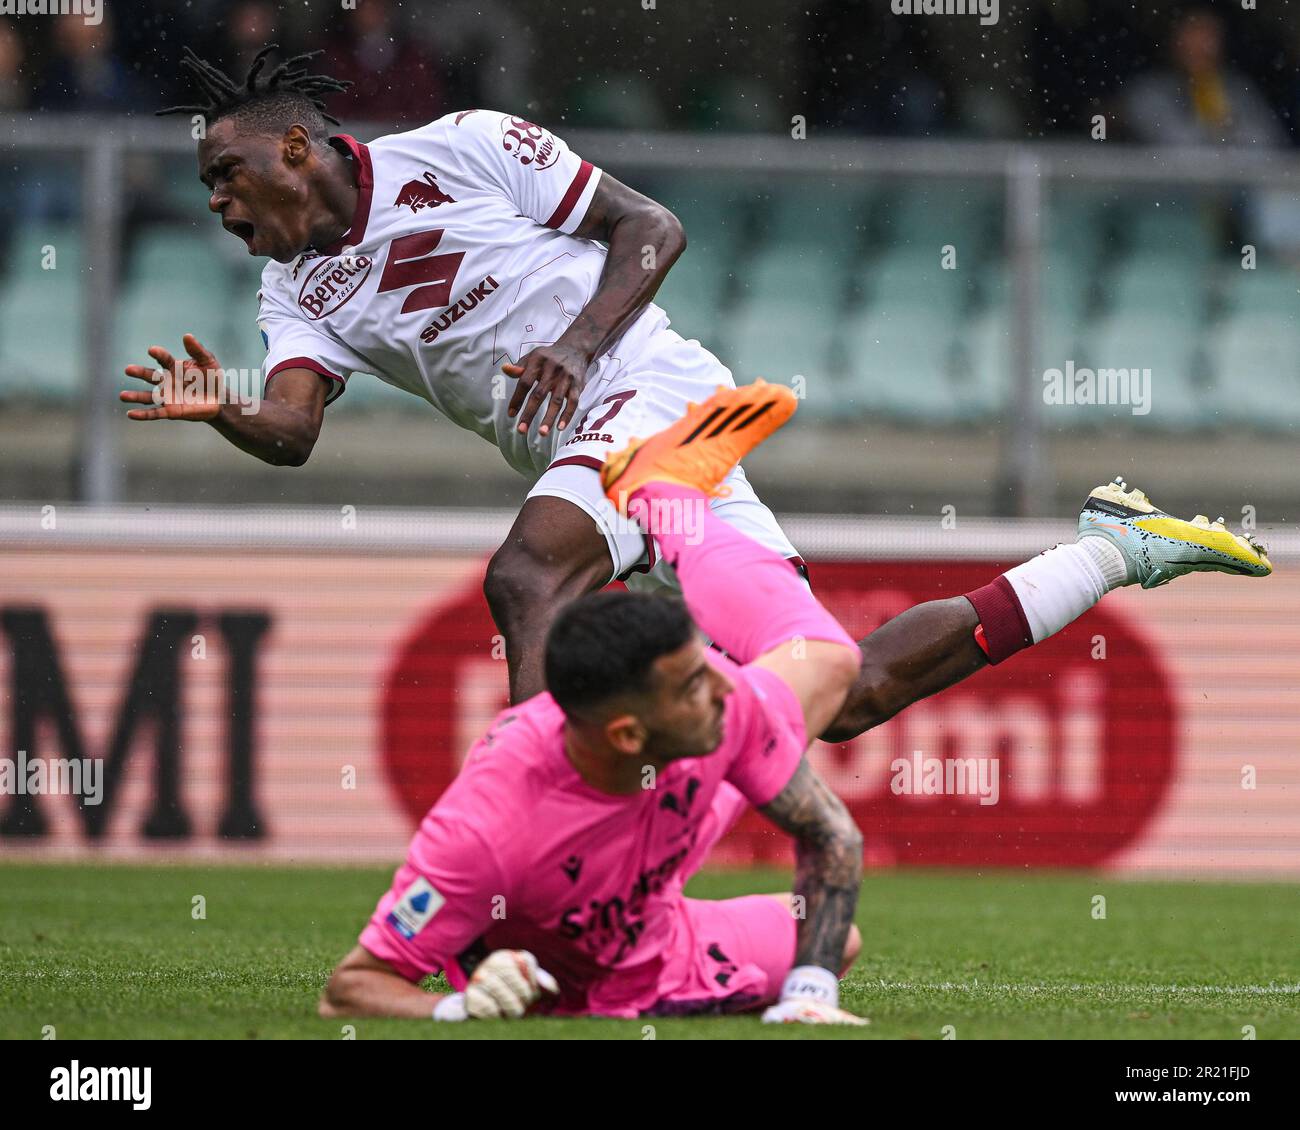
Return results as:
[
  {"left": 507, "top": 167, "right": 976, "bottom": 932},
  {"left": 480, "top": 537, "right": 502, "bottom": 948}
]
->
[{"left": 526, "top": 319, "right": 804, "bottom": 593}]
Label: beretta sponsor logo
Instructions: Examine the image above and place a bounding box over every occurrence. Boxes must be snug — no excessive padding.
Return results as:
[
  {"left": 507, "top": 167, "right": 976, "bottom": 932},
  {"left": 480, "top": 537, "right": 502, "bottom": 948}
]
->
[{"left": 297, "top": 254, "right": 373, "bottom": 320}]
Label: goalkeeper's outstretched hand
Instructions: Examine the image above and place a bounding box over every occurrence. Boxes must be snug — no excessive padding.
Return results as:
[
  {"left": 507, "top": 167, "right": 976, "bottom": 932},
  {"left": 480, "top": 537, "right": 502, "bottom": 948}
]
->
[
  {"left": 434, "top": 949, "right": 559, "bottom": 1020},
  {"left": 760, "top": 966, "right": 869, "bottom": 1026},
  {"left": 761, "top": 998, "right": 869, "bottom": 1026}
]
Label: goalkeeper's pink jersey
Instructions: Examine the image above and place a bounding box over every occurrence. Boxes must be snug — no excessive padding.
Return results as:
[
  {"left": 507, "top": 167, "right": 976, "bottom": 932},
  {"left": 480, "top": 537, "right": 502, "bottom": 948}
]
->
[{"left": 359, "top": 651, "right": 806, "bottom": 1017}]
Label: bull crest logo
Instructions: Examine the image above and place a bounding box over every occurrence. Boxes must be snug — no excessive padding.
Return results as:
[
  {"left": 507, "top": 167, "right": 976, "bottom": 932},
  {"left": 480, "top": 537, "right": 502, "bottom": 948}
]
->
[{"left": 394, "top": 171, "right": 456, "bottom": 213}]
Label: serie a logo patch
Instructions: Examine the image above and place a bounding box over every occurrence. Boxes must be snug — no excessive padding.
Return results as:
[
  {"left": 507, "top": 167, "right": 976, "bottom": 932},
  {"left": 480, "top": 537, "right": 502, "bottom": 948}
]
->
[{"left": 386, "top": 876, "right": 445, "bottom": 939}]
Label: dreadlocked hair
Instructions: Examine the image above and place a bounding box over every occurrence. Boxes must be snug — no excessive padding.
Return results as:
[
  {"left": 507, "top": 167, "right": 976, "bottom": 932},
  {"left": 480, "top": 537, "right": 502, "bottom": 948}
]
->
[{"left": 157, "top": 44, "right": 352, "bottom": 139}]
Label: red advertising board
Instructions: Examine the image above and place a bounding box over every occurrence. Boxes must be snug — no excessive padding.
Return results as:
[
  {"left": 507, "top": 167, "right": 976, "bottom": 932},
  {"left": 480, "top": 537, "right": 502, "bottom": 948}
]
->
[{"left": 1, "top": 510, "right": 1295, "bottom": 873}]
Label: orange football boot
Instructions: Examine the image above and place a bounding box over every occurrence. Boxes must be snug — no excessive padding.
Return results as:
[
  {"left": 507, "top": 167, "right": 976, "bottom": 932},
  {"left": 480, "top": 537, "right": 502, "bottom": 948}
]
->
[{"left": 600, "top": 380, "right": 797, "bottom": 516}]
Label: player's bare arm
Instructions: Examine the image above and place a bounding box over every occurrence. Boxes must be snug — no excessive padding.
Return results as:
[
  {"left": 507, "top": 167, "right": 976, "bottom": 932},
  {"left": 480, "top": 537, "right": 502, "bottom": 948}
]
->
[
  {"left": 122, "top": 334, "right": 327, "bottom": 466},
  {"left": 319, "top": 944, "right": 451, "bottom": 1019},
  {"left": 321, "top": 944, "right": 558, "bottom": 1021},
  {"left": 503, "top": 175, "right": 686, "bottom": 436},
  {"left": 759, "top": 757, "right": 864, "bottom": 975},
  {"left": 755, "top": 638, "right": 862, "bottom": 742}
]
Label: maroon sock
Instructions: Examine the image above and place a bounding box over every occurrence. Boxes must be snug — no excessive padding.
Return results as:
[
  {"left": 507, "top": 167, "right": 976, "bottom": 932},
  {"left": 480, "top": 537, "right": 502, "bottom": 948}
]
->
[{"left": 964, "top": 576, "right": 1034, "bottom": 665}]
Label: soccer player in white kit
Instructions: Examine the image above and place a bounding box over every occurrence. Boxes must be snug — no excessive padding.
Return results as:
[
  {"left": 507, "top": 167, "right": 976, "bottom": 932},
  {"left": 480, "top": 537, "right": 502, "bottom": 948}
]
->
[
  {"left": 128, "top": 45, "right": 805, "bottom": 707},
  {"left": 125, "top": 46, "right": 1272, "bottom": 740}
]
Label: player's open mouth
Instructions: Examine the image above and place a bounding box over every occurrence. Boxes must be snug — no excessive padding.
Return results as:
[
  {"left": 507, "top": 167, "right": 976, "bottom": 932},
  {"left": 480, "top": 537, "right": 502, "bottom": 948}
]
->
[{"left": 224, "top": 219, "right": 257, "bottom": 251}]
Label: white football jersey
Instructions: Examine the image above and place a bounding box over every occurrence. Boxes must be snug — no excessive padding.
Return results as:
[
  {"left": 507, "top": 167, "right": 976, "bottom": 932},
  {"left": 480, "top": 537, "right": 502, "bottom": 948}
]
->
[{"left": 256, "top": 108, "right": 668, "bottom": 477}]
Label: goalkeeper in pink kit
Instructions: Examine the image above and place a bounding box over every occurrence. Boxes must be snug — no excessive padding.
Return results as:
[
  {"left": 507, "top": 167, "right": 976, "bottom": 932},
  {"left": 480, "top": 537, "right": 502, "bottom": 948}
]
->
[{"left": 321, "top": 381, "right": 870, "bottom": 1024}]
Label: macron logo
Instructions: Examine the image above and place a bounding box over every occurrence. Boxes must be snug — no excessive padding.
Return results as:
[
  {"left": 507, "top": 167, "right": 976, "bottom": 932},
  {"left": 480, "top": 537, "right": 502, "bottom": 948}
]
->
[{"left": 50, "top": 1061, "right": 151, "bottom": 1110}]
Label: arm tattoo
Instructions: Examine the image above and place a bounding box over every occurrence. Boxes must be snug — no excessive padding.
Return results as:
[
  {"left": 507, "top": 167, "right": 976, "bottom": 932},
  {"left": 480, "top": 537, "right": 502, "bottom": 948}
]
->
[{"left": 758, "top": 758, "right": 864, "bottom": 974}]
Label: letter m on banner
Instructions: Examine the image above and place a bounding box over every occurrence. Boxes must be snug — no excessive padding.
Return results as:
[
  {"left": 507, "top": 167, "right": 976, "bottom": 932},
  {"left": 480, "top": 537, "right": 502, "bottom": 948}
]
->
[{"left": 0, "top": 608, "right": 270, "bottom": 842}]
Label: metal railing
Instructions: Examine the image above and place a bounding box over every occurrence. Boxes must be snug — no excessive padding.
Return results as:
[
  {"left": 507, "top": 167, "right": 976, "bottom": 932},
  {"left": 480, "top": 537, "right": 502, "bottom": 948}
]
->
[{"left": 5, "top": 113, "right": 1300, "bottom": 513}]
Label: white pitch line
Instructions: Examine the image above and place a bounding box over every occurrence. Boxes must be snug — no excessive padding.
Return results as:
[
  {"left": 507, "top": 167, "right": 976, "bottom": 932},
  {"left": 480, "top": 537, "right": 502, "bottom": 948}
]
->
[
  {"left": 866, "top": 980, "right": 1300, "bottom": 996},
  {"left": 7, "top": 971, "right": 1298, "bottom": 996}
]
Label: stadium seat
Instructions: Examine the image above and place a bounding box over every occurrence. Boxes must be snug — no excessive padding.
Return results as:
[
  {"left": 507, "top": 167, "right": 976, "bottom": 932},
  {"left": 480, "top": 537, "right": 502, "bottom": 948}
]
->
[
  {"left": 0, "top": 224, "right": 84, "bottom": 400},
  {"left": 654, "top": 259, "right": 734, "bottom": 354},
  {"left": 1045, "top": 187, "right": 1117, "bottom": 273},
  {"left": 723, "top": 299, "right": 840, "bottom": 419},
  {"left": 115, "top": 287, "right": 232, "bottom": 387},
  {"left": 955, "top": 312, "right": 1013, "bottom": 419},
  {"left": 840, "top": 310, "right": 961, "bottom": 424},
  {"left": 126, "top": 226, "right": 228, "bottom": 284},
  {"left": 1204, "top": 312, "right": 1300, "bottom": 430},
  {"left": 733, "top": 244, "right": 850, "bottom": 306},
  {"left": 1038, "top": 311, "right": 1082, "bottom": 374},
  {"left": 1216, "top": 264, "right": 1300, "bottom": 317},
  {"left": 215, "top": 298, "right": 266, "bottom": 375},
  {"left": 1125, "top": 196, "right": 1219, "bottom": 261},
  {"left": 981, "top": 259, "right": 1096, "bottom": 324},
  {"left": 146, "top": 161, "right": 211, "bottom": 217},
  {"left": 858, "top": 246, "right": 975, "bottom": 317},
  {"left": 225, "top": 239, "right": 270, "bottom": 292},
  {"left": 1100, "top": 252, "right": 1211, "bottom": 321},
  {"left": 0, "top": 223, "right": 82, "bottom": 278},
  {"left": 1065, "top": 312, "right": 1207, "bottom": 430},
  {"left": 873, "top": 182, "right": 1000, "bottom": 260},
  {"left": 653, "top": 173, "right": 751, "bottom": 343},
  {"left": 956, "top": 310, "right": 1083, "bottom": 422},
  {"left": 118, "top": 228, "right": 274, "bottom": 380},
  {"left": 762, "top": 183, "right": 872, "bottom": 256},
  {"left": 657, "top": 173, "right": 750, "bottom": 243}
]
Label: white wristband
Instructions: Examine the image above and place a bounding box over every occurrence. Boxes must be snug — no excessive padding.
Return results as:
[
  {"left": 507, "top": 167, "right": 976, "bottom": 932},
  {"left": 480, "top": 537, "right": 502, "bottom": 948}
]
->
[
  {"left": 780, "top": 965, "right": 838, "bottom": 1008},
  {"left": 432, "top": 992, "right": 468, "bottom": 1021}
]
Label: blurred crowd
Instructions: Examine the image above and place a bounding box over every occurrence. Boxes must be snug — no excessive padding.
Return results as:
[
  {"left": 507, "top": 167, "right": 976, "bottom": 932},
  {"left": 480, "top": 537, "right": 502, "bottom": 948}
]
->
[
  {"left": 5, "top": 0, "right": 1300, "bottom": 258},
  {"left": 0, "top": 0, "right": 529, "bottom": 126},
  {"left": 809, "top": 1, "right": 1299, "bottom": 147},
  {"left": 2, "top": 0, "right": 1300, "bottom": 148}
]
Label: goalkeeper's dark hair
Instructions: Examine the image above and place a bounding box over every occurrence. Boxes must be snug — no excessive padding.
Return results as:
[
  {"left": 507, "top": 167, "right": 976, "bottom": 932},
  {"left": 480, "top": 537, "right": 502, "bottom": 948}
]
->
[
  {"left": 545, "top": 591, "right": 696, "bottom": 720},
  {"left": 157, "top": 44, "right": 351, "bottom": 141}
]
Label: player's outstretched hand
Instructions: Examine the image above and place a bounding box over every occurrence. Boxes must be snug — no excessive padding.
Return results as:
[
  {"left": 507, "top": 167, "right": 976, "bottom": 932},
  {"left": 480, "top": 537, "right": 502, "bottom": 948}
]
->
[
  {"left": 503, "top": 341, "right": 591, "bottom": 437},
  {"left": 760, "top": 965, "right": 869, "bottom": 1026},
  {"left": 761, "top": 998, "right": 870, "bottom": 1026},
  {"left": 121, "top": 334, "right": 225, "bottom": 422},
  {"left": 462, "top": 949, "right": 560, "bottom": 1019}
]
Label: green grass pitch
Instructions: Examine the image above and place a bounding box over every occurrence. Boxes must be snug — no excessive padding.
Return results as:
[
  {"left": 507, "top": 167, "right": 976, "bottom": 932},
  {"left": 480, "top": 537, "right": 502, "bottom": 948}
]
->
[{"left": 1, "top": 862, "right": 1296, "bottom": 1039}]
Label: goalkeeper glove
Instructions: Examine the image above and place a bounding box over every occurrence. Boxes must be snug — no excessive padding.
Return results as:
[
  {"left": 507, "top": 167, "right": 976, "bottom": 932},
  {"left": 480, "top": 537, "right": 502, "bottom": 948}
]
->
[
  {"left": 761, "top": 965, "right": 868, "bottom": 1026},
  {"left": 432, "top": 949, "right": 559, "bottom": 1021}
]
